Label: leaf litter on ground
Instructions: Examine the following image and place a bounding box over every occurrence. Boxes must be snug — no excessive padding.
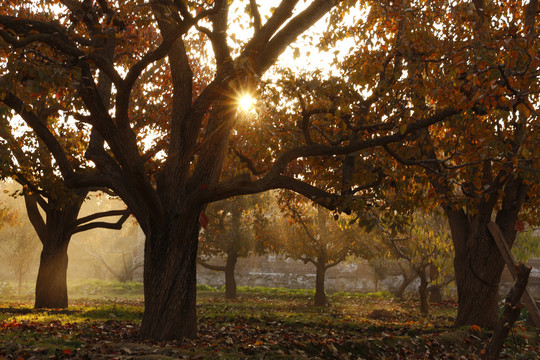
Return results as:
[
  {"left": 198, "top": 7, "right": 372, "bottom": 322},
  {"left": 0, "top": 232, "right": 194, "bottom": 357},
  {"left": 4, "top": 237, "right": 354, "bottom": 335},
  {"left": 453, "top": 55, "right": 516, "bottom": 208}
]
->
[{"left": 0, "top": 291, "right": 538, "bottom": 359}]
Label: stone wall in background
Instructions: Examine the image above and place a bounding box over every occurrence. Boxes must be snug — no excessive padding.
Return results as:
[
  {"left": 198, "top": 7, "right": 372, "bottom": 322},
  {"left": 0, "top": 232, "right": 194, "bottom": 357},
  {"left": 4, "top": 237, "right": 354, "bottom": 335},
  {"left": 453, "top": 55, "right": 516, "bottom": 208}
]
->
[{"left": 197, "top": 255, "right": 540, "bottom": 300}]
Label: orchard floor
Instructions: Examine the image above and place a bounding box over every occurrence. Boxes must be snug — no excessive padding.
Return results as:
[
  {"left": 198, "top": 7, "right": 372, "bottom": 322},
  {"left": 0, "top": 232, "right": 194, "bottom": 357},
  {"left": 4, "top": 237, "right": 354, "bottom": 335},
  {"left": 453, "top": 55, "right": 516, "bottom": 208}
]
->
[{"left": 0, "top": 285, "right": 538, "bottom": 359}]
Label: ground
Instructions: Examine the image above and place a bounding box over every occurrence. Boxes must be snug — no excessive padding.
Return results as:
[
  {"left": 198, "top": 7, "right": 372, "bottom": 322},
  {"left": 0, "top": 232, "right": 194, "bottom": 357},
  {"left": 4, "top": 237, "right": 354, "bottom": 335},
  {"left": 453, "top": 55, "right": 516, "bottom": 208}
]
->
[{"left": 0, "top": 283, "right": 538, "bottom": 359}]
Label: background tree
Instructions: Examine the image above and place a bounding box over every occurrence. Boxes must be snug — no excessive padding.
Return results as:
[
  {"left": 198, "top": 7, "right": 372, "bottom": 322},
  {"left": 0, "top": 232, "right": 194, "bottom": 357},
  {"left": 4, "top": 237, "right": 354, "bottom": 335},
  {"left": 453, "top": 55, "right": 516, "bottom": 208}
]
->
[
  {"left": 378, "top": 211, "right": 454, "bottom": 314},
  {"left": 272, "top": 192, "right": 377, "bottom": 306},
  {"left": 198, "top": 194, "right": 268, "bottom": 299},
  {"left": 0, "top": 1, "right": 130, "bottom": 308}
]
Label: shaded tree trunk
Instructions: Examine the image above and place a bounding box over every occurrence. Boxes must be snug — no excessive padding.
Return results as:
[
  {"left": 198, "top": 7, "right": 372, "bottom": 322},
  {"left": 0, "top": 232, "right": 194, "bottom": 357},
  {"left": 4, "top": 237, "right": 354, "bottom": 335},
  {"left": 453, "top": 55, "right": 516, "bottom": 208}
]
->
[
  {"left": 140, "top": 210, "right": 200, "bottom": 340},
  {"left": 418, "top": 269, "right": 429, "bottom": 314},
  {"left": 26, "top": 195, "right": 83, "bottom": 309},
  {"left": 224, "top": 251, "right": 238, "bottom": 300},
  {"left": 448, "top": 209, "right": 505, "bottom": 328},
  {"left": 35, "top": 240, "right": 70, "bottom": 308},
  {"left": 445, "top": 179, "right": 527, "bottom": 329},
  {"left": 314, "top": 263, "right": 327, "bottom": 306}
]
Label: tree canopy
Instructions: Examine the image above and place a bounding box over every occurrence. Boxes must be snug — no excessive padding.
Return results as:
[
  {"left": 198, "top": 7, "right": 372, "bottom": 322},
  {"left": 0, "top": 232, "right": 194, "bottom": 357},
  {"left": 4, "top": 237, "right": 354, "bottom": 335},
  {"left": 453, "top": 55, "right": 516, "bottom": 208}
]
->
[{"left": 0, "top": 0, "right": 538, "bottom": 339}]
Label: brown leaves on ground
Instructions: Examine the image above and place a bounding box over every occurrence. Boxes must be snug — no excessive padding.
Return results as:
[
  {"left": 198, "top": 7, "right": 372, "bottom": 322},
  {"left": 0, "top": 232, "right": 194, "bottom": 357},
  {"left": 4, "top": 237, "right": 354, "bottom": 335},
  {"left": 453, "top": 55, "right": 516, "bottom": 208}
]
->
[{"left": 0, "top": 295, "right": 538, "bottom": 359}]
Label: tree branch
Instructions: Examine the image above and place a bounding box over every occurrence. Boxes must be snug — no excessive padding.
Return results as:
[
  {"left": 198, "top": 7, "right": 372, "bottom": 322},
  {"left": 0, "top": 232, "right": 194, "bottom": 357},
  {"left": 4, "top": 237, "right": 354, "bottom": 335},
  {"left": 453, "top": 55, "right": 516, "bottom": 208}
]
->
[
  {"left": 72, "top": 210, "right": 130, "bottom": 235},
  {"left": 197, "top": 258, "right": 226, "bottom": 272}
]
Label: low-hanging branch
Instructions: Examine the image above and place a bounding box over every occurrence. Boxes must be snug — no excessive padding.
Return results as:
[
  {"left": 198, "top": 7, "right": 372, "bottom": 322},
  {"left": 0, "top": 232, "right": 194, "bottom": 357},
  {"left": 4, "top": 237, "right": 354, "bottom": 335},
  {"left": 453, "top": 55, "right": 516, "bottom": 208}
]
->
[{"left": 72, "top": 209, "right": 131, "bottom": 235}]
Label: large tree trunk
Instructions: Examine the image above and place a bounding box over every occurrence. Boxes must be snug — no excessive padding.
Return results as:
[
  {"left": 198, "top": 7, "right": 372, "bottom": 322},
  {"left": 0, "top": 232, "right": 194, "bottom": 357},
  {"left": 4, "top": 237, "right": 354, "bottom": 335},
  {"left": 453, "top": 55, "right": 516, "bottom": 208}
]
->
[
  {"left": 448, "top": 208, "right": 504, "bottom": 328},
  {"left": 314, "top": 263, "right": 327, "bottom": 306},
  {"left": 224, "top": 251, "right": 238, "bottom": 300},
  {"left": 35, "top": 240, "right": 70, "bottom": 308},
  {"left": 445, "top": 179, "right": 526, "bottom": 328},
  {"left": 28, "top": 196, "right": 83, "bottom": 309},
  {"left": 140, "top": 211, "right": 200, "bottom": 340}
]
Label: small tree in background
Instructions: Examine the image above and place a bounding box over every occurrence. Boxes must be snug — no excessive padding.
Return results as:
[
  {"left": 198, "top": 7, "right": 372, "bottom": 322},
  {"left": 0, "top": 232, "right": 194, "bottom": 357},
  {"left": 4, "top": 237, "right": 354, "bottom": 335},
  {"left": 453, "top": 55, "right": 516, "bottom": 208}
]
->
[
  {"left": 273, "top": 192, "right": 378, "bottom": 306},
  {"left": 379, "top": 211, "right": 454, "bottom": 314},
  {"left": 198, "top": 194, "right": 269, "bottom": 299}
]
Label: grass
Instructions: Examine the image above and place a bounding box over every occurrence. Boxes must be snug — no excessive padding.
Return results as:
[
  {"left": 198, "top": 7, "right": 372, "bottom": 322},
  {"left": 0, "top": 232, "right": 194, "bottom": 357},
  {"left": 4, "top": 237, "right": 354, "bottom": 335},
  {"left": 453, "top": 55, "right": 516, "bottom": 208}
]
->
[{"left": 0, "top": 282, "right": 537, "bottom": 359}]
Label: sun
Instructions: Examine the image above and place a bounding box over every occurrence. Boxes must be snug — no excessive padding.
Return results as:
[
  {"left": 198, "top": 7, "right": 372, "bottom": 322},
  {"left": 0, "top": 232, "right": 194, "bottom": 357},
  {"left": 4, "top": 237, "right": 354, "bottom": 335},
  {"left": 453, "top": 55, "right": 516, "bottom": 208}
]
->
[{"left": 238, "top": 94, "right": 255, "bottom": 112}]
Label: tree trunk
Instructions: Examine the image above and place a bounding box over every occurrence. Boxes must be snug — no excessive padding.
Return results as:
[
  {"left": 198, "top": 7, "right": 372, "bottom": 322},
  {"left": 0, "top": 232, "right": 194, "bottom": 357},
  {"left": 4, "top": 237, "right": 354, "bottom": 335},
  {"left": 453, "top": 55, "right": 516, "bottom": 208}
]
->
[
  {"left": 449, "top": 213, "right": 504, "bottom": 328},
  {"left": 314, "top": 263, "right": 327, "bottom": 306},
  {"left": 32, "top": 201, "right": 82, "bottom": 309},
  {"left": 140, "top": 211, "right": 200, "bottom": 340},
  {"left": 443, "top": 177, "right": 527, "bottom": 329},
  {"left": 395, "top": 272, "right": 417, "bottom": 298},
  {"left": 418, "top": 270, "right": 429, "bottom": 315},
  {"left": 224, "top": 252, "right": 238, "bottom": 300},
  {"left": 35, "top": 241, "right": 69, "bottom": 308}
]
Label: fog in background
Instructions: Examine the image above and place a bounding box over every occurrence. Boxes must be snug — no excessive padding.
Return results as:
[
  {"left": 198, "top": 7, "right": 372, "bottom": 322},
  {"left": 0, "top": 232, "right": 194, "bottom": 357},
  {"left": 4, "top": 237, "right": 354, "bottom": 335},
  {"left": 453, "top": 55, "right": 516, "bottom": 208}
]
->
[{"left": 0, "top": 180, "right": 144, "bottom": 297}]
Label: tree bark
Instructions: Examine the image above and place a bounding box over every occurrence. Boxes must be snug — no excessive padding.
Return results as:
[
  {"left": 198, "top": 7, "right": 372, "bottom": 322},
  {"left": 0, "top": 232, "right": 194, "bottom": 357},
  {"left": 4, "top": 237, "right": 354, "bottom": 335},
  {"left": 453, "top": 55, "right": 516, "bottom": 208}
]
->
[
  {"left": 314, "top": 263, "right": 327, "bottom": 306},
  {"left": 418, "top": 269, "right": 429, "bottom": 314},
  {"left": 35, "top": 240, "right": 70, "bottom": 308},
  {"left": 29, "top": 196, "right": 83, "bottom": 309},
  {"left": 139, "top": 210, "right": 200, "bottom": 340},
  {"left": 224, "top": 251, "right": 238, "bottom": 300},
  {"left": 449, "top": 210, "right": 504, "bottom": 328}
]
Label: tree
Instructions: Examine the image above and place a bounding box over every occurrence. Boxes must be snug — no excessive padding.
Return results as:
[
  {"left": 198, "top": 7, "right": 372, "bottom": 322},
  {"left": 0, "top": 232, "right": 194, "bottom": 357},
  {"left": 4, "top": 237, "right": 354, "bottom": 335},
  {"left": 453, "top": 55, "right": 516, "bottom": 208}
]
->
[
  {"left": 378, "top": 211, "right": 454, "bottom": 314},
  {"left": 0, "top": 8, "right": 130, "bottom": 309},
  {"left": 323, "top": 0, "right": 539, "bottom": 328},
  {"left": 0, "top": 1, "right": 472, "bottom": 340},
  {"left": 273, "top": 192, "right": 377, "bottom": 306},
  {"left": 198, "top": 194, "right": 268, "bottom": 299}
]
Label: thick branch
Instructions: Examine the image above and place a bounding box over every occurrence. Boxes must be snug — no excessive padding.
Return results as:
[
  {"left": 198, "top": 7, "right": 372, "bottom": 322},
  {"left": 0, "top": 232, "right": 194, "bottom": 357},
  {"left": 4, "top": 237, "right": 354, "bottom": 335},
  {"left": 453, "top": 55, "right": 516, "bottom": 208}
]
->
[
  {"left": 253, "top": 0, "right": 338, "bottom": 74},
  {"left": 75, "top": 209, "right": 130, "bottom": 227},
  {"left": 24, "top": 193, "right": 47, "bottom": 242},
  {"left": 72, "top": 210, "right": 130, "bottom": 235}
]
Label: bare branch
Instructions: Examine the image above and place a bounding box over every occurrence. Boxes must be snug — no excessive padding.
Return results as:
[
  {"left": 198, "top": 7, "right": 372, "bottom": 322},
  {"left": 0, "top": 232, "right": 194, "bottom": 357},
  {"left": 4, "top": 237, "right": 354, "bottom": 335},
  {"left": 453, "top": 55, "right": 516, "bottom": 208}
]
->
[
  {"left": 72, "top": 210, "right": 130, "bottom": 235},
  {"left": 75, "top": 209, "right": 130, "bottom": 227}
]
